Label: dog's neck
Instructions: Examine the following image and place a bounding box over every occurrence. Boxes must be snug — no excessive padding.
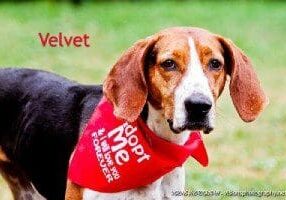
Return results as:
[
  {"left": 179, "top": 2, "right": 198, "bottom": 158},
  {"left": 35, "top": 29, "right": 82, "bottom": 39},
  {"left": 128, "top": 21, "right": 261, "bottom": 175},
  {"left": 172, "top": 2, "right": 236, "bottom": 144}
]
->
[{"left": 145, "top": 103, "right": 190, "bottom": 145}]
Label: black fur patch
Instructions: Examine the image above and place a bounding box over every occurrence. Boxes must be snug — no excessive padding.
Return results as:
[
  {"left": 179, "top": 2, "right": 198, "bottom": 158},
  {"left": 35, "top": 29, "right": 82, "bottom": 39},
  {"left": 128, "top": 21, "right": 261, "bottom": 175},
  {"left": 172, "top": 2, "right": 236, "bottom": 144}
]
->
[{"left": 0, "top": 68, "right": 103, "bottom": 200}]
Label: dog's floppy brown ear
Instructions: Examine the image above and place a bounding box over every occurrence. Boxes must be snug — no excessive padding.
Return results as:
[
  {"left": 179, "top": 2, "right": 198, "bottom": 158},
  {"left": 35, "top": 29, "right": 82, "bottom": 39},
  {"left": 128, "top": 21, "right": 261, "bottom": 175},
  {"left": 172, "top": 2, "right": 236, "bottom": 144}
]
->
[
  {"left": 103, "top": 36, "right": 158, "bottom": 122},
  {"left": 217, "top": 36, "right": 268, "bottom": 122}
]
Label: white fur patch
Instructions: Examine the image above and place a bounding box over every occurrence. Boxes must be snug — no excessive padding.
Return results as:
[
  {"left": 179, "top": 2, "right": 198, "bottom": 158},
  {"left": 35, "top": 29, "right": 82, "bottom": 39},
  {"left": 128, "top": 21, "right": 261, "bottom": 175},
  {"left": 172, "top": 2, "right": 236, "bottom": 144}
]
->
[
  {"left": 83, "top": 168, "right": 184, "bottom": 200},
  {"left": 147, "top": 103, "right": 189, "bottom": 145},
  {"left": 173, "top": 37, "right": 214, "bottom": 129}
]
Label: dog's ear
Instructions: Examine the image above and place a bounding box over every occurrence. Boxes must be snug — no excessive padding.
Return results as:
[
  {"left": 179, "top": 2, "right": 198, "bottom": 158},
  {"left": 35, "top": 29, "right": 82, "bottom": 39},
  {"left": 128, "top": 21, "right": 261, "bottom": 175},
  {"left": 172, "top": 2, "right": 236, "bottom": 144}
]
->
[
  {"left": 103, "top": 36, "right": 158, "bottom": 122},
  {"left": 217, "top": 36, "right": 268, "bottom": 122}
]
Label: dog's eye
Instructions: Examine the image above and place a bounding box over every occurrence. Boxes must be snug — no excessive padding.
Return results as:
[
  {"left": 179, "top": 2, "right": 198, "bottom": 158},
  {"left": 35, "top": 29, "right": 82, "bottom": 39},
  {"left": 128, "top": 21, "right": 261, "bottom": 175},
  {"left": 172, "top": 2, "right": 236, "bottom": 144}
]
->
[
  {"left": 208, "top": 59, "right": 222, "bottom": 71},
  {"left": 161, "top": 59, "right": 177, "bottom": 71}
]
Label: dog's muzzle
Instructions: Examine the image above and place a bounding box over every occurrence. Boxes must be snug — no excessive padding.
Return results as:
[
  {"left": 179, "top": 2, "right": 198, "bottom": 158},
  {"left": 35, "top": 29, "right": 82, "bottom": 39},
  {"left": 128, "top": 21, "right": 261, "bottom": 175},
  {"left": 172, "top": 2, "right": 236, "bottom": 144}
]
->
[{"left": 170, "top": 93, "right": 214, "bottom": 134}]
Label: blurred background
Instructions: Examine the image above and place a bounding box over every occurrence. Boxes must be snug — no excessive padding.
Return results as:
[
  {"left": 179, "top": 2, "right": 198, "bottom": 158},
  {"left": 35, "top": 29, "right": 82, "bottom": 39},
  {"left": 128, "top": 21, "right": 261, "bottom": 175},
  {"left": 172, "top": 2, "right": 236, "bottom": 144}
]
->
[{"left": 0, "top": 0, "right": 285, "bottom": 199}]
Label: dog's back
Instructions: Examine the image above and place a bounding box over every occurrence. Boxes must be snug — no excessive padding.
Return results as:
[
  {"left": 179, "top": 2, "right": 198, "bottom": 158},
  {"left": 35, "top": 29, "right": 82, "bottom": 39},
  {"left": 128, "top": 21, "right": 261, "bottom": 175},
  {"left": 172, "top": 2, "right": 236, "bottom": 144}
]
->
[{"left": 0, "top": 68, "right": 102, "bottom": 200}]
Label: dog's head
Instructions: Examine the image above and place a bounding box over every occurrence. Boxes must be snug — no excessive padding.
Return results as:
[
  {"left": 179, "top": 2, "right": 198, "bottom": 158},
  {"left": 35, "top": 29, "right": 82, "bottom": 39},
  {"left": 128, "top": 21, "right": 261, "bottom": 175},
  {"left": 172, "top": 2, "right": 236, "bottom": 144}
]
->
[{"left": 103, "top": 27, "right": 268, "bottom": 134}]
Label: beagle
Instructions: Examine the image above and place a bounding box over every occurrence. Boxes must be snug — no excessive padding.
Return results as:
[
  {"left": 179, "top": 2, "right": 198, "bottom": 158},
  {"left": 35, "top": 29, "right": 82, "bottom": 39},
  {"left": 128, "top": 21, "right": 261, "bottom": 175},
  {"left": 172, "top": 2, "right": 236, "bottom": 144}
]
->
[
  {"left": 0, "top": 27, "right": 267, "bottom": 200},
  {"left": 66, "top": 27, "right": 268, "bottom": 200}
]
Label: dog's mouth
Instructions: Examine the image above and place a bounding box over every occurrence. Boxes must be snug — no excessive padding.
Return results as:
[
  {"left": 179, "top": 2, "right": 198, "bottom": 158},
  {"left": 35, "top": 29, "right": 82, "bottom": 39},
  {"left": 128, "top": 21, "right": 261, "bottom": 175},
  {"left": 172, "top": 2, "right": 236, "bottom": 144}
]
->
[{"left": 167, "top": 119, "right": 213, "bottom": 134}]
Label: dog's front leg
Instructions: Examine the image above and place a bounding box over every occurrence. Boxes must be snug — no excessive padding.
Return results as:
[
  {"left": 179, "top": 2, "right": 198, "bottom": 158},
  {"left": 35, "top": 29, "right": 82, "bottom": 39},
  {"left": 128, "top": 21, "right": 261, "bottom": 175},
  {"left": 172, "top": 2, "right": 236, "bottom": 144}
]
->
[
  {"left": 161, "top": 167, "right": 185, "bottom": 200},
  {"left": 82, "top": 178, "right": 163, "bottom": 200}
]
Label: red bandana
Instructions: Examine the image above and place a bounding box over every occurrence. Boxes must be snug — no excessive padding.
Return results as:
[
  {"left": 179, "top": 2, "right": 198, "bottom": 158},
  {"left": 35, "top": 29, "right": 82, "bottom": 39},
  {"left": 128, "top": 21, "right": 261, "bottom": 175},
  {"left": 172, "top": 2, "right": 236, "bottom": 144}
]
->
[{"left": 68, "top": 97, "right": 208, "bottom": 193}]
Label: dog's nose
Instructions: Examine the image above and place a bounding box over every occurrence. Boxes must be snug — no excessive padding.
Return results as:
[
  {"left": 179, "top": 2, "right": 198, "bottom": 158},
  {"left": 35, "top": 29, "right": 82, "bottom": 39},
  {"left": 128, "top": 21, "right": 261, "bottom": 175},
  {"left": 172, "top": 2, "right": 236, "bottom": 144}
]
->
[{"left": 184, "top": 94, "right": 212, "bottom": 117}]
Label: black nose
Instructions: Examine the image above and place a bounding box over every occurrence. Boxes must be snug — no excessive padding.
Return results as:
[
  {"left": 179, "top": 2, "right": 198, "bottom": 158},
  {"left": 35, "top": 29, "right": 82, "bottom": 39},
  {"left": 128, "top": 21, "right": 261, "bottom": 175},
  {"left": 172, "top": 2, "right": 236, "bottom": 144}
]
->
[{"left": 184, "top": 94, "right": 212, "bottom": 118}]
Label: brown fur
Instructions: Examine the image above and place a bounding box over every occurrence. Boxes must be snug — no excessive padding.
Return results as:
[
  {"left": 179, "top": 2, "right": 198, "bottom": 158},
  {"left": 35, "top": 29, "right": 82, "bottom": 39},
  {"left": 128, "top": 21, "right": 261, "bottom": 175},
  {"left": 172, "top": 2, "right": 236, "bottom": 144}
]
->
[
  {"left": 103, "top": 36, "right": 159, "bottom": 122},
  {"left": 65, "top": 181, "right": 83, "bottom": 200},
  {"left": 195, "top": 37, "right": 227, "bottom": 100},
  {"left": 217, "top": 36, "right": 268, "bottom": 121},
  {"left": 0, "top": 146, "right": 9, "bottom": 162}
]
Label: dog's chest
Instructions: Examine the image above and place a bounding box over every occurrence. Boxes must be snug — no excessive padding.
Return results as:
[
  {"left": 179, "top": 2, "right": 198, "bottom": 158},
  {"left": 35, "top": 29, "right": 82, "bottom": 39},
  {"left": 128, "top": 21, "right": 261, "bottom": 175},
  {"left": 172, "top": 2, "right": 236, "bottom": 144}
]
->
[{"left": 83, "top": 167, "right": 185, "bottom": 200}]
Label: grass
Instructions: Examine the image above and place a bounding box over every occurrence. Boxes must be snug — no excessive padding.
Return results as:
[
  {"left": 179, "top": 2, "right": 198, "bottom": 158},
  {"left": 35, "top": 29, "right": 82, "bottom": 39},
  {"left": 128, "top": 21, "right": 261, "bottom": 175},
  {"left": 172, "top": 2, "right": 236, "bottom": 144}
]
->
[{"left": 0, "top": 1, "right": 286, "bottom": 199}]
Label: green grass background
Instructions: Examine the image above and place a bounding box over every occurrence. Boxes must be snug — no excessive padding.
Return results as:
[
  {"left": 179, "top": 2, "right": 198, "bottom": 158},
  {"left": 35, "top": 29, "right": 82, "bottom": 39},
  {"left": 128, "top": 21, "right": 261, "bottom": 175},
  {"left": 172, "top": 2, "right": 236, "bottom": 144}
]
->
[{"left": 0, "top": 1, "right": 285, "bottom": 199}]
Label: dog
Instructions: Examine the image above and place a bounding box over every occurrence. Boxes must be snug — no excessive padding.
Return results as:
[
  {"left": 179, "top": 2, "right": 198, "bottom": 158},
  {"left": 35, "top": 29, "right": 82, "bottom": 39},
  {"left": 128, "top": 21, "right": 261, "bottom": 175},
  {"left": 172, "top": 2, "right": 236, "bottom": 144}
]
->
[{"left": 0, "top": 27, "right": 268, "bottom": 200}]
